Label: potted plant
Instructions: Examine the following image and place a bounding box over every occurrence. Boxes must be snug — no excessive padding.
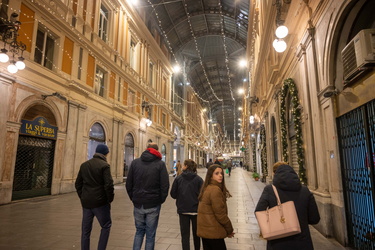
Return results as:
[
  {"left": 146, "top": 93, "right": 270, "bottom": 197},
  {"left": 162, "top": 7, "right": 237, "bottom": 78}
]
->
[{"left": 252, "top": 172, "right": 260, "bottom": 181}]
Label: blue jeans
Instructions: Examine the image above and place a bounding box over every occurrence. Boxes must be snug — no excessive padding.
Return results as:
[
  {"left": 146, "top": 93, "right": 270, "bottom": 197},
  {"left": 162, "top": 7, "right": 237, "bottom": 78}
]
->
[
  {"left": 81, "top": 204, "right": 112, "bottom": 250},
  {"left": 133, "top": 205, "right": 161, "bottom": 250}
]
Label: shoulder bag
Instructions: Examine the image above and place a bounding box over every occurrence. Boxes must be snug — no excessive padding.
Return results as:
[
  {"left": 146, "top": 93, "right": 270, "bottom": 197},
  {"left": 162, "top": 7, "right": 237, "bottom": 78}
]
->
[{"left": 255, "top": 185, "right": 301, "bottom": 240}]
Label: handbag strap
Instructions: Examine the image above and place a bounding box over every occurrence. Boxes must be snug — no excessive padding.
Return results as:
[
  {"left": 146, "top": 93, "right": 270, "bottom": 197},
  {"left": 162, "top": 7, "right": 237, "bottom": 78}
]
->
[{"left": 272, "top": 185, "right": 281, "bottom": 206}]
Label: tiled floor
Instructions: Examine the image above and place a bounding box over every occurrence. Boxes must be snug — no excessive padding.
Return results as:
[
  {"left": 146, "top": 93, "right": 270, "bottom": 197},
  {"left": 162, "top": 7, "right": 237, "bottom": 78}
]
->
[{"left": 0, "top": 168, "right": 348, "bottom": 249}]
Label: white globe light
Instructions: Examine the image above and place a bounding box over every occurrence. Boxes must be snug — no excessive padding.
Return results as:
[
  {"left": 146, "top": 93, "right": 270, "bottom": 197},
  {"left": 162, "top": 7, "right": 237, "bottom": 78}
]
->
[
  {"left": 16, "top": 60, "right": 26, "bottom": 70},
  {"left": 275, "top": 25, "right": 289, "bottom": 39},
  {"left": 0, "top": 53, "right": 9, "bottom": 63},
  {"left": 7, "top": 64, "right": 18, "bottom": 73},
  {"left": 250, "top": 115, "right": 255, "bottom": 124},
  {"left": 173, "top": 65, "right": 181, "bottom": 73},
  {"left": 273, "top": 39, "right": 287, "bottom": 53}
]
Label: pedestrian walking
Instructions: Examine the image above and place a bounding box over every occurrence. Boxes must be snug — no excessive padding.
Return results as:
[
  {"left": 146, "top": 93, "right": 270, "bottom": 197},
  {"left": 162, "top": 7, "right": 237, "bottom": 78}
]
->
[
  {"left": 176, "top": 160, "right": 182, "bottom": 176},
  {"left": 75, "top": 144, "right": 114, "bottom": 250},
  {"left": 227, "top": 160, "right": 233, "bottom": 176},
  {"left": 170, "top": 159, "right": 203, "bottom": 250},
  {"left": 126, "top": 143, "right": 170, "bottom": 250},
  {"left": 205, "top": 159, "right": 213, "bottom": 169},
  {"left": 255, "top": 164, "right": 320, "bottom": 250},
  {"left": 197, "top": 164, "right": 235, "bottom": 250}
]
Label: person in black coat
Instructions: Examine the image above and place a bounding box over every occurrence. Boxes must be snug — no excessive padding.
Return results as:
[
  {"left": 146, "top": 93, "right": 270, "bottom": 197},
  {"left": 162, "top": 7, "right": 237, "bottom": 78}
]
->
[
  {"left": 75, "top": 144, "right": 114, "bottom": 250},
  {"left": 126, "top": 143, "right": 170, "bottom": 250},
  {"left": 255, "top": 164, "right": 320, "bottom": 250},
  {"left": 171, "top": 159, "right": 203, "bottom": 250}
]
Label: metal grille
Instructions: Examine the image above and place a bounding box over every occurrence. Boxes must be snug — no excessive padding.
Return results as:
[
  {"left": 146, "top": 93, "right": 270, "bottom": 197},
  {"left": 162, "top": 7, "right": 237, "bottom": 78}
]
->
[
  {"left": 12, "top": 136, "right": 55, "bottom": 200},
  {"left": 337, "top": 99, "right": 375, "bottom": 249}
]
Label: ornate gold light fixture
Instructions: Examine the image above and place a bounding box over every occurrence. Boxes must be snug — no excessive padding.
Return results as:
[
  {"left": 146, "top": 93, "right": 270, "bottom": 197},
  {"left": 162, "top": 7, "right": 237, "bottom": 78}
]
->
[{"left": 0, "top": 12, "right": 26, "bottom": 73}]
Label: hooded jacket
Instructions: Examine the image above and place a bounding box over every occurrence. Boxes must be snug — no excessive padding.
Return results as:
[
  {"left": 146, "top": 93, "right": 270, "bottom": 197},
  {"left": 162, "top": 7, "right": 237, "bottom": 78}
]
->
[
  {"left": 170, "top": 170, "right": 203, "bottom": 214},
  {"left": 75, "top": 153, "right": 114, "bottom": 209},
  {"left": 197, "top": 180, "right": 233, "bottom": 239},
  {"left": 255, "top": 165, "right": 320, "bottom": 250},
  {"left": 126, "top": 148, "right": 170, "bottom": 209}
]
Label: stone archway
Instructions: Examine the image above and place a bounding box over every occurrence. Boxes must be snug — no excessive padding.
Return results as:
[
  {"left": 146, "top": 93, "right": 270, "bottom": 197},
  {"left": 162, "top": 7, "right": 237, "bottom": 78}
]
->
[{"left": 13, "top": 105, "right": 58, "bottom": 200}]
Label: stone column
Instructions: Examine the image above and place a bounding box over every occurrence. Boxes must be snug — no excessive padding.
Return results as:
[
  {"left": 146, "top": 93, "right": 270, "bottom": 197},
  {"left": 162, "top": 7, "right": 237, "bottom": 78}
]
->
[
  {"left": 0, "top": 121, "right": 21, "bottom": 204},
  {"left": 60, "top": 101, "right": 87, "bottom": 193}
]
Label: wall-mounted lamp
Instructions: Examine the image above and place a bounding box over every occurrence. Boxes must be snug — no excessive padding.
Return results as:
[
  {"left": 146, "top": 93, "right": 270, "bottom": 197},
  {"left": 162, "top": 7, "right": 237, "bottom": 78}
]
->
[
  {"left": 0, "top": 12, "right": 26, "bottom": 73},
  {"left": 145, "top": 118, "right": 152, "bottom": 127},
  {"left": 273, "top": 39, "right": 287, "bottom": 53},
  {"left": 142, "top": 100, "right": 153, "bottom": 119},
  {"left": 273, "top": 0, "right": 290, "bottom": 53},
  {"left": 173, "top": 64, "right": 181, "bottom": 73}
]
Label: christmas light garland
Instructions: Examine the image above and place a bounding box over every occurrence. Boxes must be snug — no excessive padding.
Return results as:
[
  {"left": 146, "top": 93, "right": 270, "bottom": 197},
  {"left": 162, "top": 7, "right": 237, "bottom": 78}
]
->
[
  {"left": 251, "top": 137, "right": 256, "bottom": 172},
  {"left": 280, "top": 78, "right": 307, "bottom": 185},
  {"left": 260, "top": 124, "right": 268, "bottom": 179}
]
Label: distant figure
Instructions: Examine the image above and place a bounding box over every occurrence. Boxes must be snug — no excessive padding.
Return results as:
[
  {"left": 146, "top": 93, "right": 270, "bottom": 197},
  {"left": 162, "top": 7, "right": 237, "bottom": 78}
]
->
[
  {"left": 75, "top": 144, "right": 114, "bottom": 250},
  {"left": 255, "top": 164, "right": 320, "bottom": 250},
  {"left": 176, "top": 160, "right": 182, "bottom": 176},
  {"left": 227, "top": 160, "right": 233, "bottom": 177},
  {"left": 197, "top": 164, "right": 235, "bottom": 249},
  {"left": 239, "top": 161, "right": 243, "bottom": 169},
  {"left": 126, "top": 143, "right": 170, "bottom": 250},
  {"left": 205, "top": 159, "right": 214, "bottom": 169},
  {"left": 214, "top": 159, "right": 221, "bottom": 165},
  {"left": 170, "top": 159, "right": 203, "bottom": 250}
]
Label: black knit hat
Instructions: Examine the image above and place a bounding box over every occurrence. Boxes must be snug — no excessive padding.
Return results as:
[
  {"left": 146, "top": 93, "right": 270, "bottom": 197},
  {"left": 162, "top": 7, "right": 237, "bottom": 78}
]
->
[{"left": 96, "top": 144, "right": 109, "bottom": 155}]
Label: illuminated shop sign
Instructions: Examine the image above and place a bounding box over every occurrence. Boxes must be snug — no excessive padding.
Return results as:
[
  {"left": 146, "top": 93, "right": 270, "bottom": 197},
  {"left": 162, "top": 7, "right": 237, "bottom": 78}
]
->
[{"left": 20, "top": 117, "right": 57, "bottom": 140}]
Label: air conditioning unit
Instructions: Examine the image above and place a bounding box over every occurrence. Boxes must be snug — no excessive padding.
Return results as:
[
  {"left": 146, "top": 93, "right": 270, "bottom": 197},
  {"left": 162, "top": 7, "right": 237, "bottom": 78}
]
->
[{"left": 341, "top": 29, "right": 375, "bottom": 83}]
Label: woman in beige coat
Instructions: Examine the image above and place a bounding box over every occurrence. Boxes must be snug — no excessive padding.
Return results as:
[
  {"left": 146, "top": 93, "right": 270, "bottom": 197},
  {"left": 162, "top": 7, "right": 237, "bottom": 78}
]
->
[{"left": 197, "top": 164, "right": 234, "bottom": 250}]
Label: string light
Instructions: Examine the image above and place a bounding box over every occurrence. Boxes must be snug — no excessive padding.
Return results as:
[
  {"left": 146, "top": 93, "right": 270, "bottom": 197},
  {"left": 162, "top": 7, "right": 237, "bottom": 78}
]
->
[{"left": 8, "top": 2, "right": 197, "bottom": 112}]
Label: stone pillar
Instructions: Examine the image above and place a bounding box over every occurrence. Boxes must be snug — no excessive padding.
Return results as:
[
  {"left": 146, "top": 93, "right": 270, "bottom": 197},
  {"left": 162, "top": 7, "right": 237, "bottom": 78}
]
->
[
  {"left": 51, "top": 131, "right": 66, "bottom": 195},
  {"left": 111, "top": 118, "right": 124, "bottom": 183},
  {"left": 0, "top": 121, "right": 21, "bottom": 204},
  {"left": 60, "top": 101, "right": 87, "bottom": 193}
]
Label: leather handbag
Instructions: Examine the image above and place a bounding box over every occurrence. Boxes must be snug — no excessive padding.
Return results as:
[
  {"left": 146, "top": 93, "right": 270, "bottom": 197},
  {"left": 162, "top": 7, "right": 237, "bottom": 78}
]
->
[{"left": 255, "top": 185, "right": 301, "bottom": 240}]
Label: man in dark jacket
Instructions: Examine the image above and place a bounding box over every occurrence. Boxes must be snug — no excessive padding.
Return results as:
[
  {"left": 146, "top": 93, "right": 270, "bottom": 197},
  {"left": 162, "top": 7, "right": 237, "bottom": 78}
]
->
[
  {"left": 75, "top": 144, "right": 114, "bottom": 250},
  {"left": 126, "top": 143, "right": 170, "bottom": 250},
  {"left": 255, "top": 164, "right": 320, "bottom": 250}
]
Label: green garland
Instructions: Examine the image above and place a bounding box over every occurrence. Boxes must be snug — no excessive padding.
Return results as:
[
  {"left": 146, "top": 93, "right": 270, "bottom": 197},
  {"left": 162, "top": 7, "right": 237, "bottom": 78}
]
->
[
  {"left": 251, "top": 137, "right": 256, "bottom": 172},
  {"left": 280, "top": 78, "right": 307, "bottom": 185},
  {"left": 260, "top": 124, "right": 268, "bottom": 179}
]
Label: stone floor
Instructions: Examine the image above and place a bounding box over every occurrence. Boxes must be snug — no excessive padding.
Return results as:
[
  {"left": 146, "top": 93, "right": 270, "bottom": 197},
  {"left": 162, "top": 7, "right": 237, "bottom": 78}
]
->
[{"left": 0, "top": 167, "right": 350, "bottom": 249}]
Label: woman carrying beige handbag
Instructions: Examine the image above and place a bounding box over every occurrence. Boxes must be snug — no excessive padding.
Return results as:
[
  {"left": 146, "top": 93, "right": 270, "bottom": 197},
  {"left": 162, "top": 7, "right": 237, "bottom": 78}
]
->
[{"left": 255, "top": 164, "right": 320, "bottom": 250}]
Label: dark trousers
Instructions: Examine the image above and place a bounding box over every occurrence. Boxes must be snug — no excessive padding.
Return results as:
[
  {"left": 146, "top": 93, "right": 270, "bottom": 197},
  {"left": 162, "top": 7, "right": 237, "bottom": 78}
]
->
[
  {"left": 81, "top": 204, "right": 112, "bottom": 250},
  {"left": 228, "top": 167, "right": 232, "bottom": 176},
  {"left": 202, "top": 238, "right": 226, "bottom": 250},
  {"left": 179, "top": 214, "right": 200, "bottom": 250}
]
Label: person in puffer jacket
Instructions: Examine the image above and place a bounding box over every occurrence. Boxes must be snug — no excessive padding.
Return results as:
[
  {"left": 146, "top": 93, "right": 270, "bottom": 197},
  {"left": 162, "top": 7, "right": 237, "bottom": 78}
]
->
[
  {"left": 197, "top": 164, "right": 235, "bottom": 250},
  {"left": 126, "top": 143, "right": 170, "bottom": 250},
  {"left": 170, "top": 159, "right": 203, "bottom": 250},
  {"left": 255, "top": 164, "right": 320, "bottom": 250}
]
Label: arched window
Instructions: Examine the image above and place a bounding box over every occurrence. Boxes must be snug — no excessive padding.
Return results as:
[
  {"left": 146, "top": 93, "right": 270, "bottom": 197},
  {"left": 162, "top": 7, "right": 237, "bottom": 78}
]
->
[{"left": 88, "top": 123, "right": 106, "bottom": 159}]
